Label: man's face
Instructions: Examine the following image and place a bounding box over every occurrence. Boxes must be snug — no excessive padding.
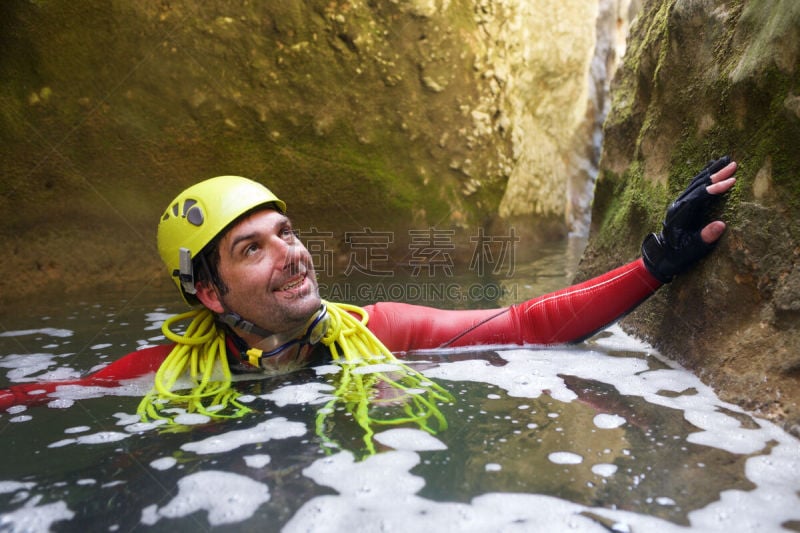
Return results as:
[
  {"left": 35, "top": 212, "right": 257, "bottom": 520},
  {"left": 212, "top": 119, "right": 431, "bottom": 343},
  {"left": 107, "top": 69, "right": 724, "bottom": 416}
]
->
[{"left": 198, "top": 209, "right": 321, "bottom": 339}]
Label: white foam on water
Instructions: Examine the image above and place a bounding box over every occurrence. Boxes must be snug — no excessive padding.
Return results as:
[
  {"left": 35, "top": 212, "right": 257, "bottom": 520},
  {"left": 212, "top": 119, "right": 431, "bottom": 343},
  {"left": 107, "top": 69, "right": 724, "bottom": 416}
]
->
[
  {"left": 47, "top": 431, "right": 130, "bottom": 449},
  {"left": 0, "top": 481, "right": 35, "bottom": 494},
  {"left": 351, "top": 363, "right": 403, "bottom": 375},
  {"left": 425, "top": 327, "right": 792, "bottom": 461},
  {"left": 113, "top": 412, "right": 140, "bottom": 426},
  {"left": 180, "top": 417, "right": 306, "bottom": 455},
  {"left": 89, "top": 343, "right": 112, "bottom": 350},
  {"left": 424, "top": 347, "right": 649, "bottom": 405},
  {"left": 588, "top": 324, "right": 652, "bottom": 352},
  {"left": 314, "top": 364, "right": 342, "bottom": 375},
  {"left": 173, "top": 413, "right": 210, "bottom": 425},
  {"left": 373, "top": 428, "right": 447, "bottom": 451},
  {"left": 140, "top": 470, "right": 269, "bottom": 526},
  {"left": 236, "top": 394, "right": 257, "bottom": 403},
  {"left": 113, "top": 411, "right": 168, "bottom": 433},
  {"left": 288, "top": 444, "right": 800, "bottom": 532},
  {"left": 244, "top": 454, "right": 271, "bottom": 468},
  {"left": 0, "top": 328, "right": 73, "bottom": 339},
  {"left": 591, "top": 463, "right": 617, "bottom": 477},
  {"left": 3, "top": 324, "right": 799, "bottom": 532},
  {"left": 283, "top": 326, "right": 800, "bottom": 532},
  {"left": 47, "top": 398, "right": 74, "bottom": 409},
  {"left": 259, "top": 382, "right": 334, "bottom": 407},
  {"left": 593, "top": 413, "right": 626, "bottom": 429},
  {"left": 0, "top": 353, "right": 80, "bottom": 383},
  {"left": 284, "top": 450, "right": 689, "bottom": 533},
  {"left": 0, "top": 496, "right": 74, "bottom": 533},
  {"left": 548, "top": 451, "right": 583, "bottom": 465},
  {"left": 44, "top": 376, "right": 156, "bottom": 403},
  {"left": 143, "top": 312, "right": 174, "bottom": 331},
  {"left": 150, "top": 457, "right": 177, "bottom": 471}
]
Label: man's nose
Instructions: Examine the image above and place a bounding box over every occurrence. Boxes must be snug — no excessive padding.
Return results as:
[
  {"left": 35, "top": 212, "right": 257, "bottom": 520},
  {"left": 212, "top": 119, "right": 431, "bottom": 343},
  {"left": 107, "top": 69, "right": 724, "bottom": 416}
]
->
[{"left": 281, "top": 241, "right": 302, "bottom": 273}]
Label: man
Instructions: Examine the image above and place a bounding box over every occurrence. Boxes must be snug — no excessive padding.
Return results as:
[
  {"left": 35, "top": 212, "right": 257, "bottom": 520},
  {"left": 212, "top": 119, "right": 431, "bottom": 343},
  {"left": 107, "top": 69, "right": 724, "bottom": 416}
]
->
[{"left": 0, "top": 157, "right": 738, "bottom": 409}]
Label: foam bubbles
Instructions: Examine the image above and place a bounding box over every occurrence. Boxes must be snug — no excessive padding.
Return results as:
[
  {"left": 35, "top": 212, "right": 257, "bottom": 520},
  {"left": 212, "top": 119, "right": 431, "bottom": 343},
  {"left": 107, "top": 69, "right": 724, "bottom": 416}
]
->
[
  {"left": 548, "top": 452, "right": 583, "bottom": 465},
  {"left": 141, "top": 471, "right": 269, "bottom": 526},
  {"left": 48, "top": 431, "right": 130, "bottom": 448},
  {"left": 373, "top": 428, "right": 447, "bottom": 451},
  {"left": 150, "top": 457, "right": 177, "bottom": 471},
  {"left": 259, "top": 383, "right": 334, "bottom": 407},
  {"left": 0, "top": 328, "right": 73, "bottom": 338},
  {"left": 591, "top": 463, "right": 618, "bottom": 477},
  {"left": 180, "top": 417, "right": 306, "bottom": 455},
  {"left": 593, "top": 413, "right": 626, "bottom": 429},
  {"left": 0, "top": 499, "right": 75, "bottom": 532},
  {"left": 244, "top": 454, "right": 271, "bottom": 468}
]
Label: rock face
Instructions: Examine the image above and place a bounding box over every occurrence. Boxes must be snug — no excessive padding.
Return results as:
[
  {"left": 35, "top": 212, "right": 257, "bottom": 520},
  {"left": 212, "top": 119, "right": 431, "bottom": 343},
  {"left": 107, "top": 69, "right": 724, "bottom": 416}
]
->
[
  {"left": 578, "top": 0, "right": 800, "bottom": 435},
  {"left": 0, "top": 0, "right": 624, "bottom": 301}
]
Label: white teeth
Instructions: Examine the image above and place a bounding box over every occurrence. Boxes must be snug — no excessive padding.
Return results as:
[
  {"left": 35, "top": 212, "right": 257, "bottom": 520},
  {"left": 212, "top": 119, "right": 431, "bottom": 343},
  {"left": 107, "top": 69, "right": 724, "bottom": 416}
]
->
[{"left": 280, "top": 276, "right": 304, "bottom": 291}]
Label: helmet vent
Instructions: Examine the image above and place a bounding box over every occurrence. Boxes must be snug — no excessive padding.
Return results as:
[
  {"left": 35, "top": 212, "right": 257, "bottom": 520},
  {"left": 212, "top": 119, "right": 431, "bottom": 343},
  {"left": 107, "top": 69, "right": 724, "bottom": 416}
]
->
[{"left": 183, "top": 199, "right": 204, "bottom": 226}]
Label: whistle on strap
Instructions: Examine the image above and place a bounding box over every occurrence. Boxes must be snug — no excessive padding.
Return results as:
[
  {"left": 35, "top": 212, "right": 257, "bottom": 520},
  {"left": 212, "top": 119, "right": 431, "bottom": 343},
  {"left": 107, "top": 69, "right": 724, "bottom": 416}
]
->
[{"left": 246, "top": 348, "right": 265, "bottom": 368}]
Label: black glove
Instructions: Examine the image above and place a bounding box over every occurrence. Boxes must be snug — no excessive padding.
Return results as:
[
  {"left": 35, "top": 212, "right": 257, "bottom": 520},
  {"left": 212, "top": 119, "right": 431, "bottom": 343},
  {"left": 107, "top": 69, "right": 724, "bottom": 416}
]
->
[{"left": 641, "top": 156, "right": 732, "bottom": 283}]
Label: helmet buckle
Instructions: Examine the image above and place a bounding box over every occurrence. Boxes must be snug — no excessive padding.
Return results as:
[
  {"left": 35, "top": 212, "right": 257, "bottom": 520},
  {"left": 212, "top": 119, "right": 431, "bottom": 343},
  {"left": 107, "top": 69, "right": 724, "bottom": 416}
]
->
[{"left": 178, "top": 247, "right": 197, "bottom": 295}]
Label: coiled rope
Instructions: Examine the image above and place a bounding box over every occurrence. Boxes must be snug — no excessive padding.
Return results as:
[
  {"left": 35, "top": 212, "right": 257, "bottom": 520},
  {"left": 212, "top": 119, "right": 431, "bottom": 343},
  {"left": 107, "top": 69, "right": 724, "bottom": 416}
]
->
[{"left": 137, "top": 301, "right": 452, "bottom": 454}]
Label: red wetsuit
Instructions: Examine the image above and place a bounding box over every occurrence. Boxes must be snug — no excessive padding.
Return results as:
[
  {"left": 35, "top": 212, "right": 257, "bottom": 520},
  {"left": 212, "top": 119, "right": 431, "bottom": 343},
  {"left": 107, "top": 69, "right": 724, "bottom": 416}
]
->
[
  {"left": 365, "top": 259, "right": 659, "bottom": 351},
  {"left": 0, "top": 259, "right": 660, "bottom": 409}
]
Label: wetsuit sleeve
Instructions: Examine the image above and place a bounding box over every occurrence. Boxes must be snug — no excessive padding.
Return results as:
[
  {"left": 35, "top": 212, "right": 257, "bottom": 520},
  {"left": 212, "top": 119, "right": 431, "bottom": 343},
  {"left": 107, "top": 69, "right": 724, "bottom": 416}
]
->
[
  {"left": 363, "top": 258, "right": 661, "bottom": 353},
  {"left": 0, "top": 344, "right": 173, "bottom": 410}
]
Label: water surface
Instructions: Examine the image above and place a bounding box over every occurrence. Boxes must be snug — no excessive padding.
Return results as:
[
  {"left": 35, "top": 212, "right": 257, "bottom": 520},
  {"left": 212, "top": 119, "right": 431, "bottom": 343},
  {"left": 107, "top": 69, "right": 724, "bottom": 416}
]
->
[{"left": 1, "top": 241, "right": 798, "bottom": 532}]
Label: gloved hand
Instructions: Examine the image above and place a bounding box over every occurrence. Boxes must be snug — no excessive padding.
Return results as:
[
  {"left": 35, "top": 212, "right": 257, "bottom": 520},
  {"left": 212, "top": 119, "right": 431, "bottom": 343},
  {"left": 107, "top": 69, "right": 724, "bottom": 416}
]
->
[{"left": 642, "top": 156, "right": 737, "bottom": 283}]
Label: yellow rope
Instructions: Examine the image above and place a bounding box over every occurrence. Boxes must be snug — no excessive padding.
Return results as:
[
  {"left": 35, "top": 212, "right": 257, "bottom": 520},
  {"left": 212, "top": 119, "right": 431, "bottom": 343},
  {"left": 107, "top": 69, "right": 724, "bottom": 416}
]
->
[
  {"left": 137, "top": 301, "right": 452, "bottom": 455},
  {"left": 315, "top": 302, "right": 452, "bottom": 454},
  {"left": 137, "top": 309, "right": 249, "bottom": 421}
]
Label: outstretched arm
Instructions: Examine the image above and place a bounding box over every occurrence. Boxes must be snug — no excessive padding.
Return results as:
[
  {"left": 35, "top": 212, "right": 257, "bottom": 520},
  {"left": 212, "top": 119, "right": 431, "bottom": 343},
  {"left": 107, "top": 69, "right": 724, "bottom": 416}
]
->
[
  {"left": 365, "top": 258, "right": 661, "bottom": 351},
  {"left": 367, "top": 157, "right": 738, "bottom": 352}
]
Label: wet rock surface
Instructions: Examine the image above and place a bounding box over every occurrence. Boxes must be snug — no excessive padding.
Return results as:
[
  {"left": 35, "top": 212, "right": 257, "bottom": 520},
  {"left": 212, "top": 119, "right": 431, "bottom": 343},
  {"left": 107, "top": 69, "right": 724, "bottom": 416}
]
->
[
  {"left": 577, "top": 0, "right": 800, "bottom": 436},
  {"left": 0, "top": 0, "right": 617, "bottom": 300}
]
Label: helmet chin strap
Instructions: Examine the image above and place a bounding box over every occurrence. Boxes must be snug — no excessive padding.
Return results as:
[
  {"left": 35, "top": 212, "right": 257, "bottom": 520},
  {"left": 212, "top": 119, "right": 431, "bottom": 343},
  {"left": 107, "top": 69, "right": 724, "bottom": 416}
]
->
[
  {"left": 217, "top": 309, "right": 276, "bottom": 339},
  {"left": 217, "top": 303, "right": 330, "bottom": 368}
]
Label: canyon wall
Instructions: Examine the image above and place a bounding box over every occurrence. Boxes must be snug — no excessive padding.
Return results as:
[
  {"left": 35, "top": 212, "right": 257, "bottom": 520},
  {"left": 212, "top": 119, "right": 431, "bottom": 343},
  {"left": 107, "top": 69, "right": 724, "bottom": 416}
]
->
[
  {"left": 579, "top": 0, "right": 800, "bottom": 435},
  {"left": 0, "top": 0, "right": 626, "bottom": 300}
]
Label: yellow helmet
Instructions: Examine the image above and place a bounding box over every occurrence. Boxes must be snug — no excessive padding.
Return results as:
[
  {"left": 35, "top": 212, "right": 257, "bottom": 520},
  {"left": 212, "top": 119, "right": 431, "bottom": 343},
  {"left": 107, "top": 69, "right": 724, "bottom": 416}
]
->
[{"left": 157, "top": 175, "right": 287, "bottom": 305}]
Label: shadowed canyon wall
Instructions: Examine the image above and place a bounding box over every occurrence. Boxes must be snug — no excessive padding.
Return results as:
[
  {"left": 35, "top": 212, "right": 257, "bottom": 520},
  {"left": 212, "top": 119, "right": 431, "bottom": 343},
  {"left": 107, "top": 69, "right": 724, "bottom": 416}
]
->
[
  {"left": 578, "top": 0, "right": 800, "bottom": 435},
  {"left": 0, "top": 0, "right": 632, "bottom": 301}
]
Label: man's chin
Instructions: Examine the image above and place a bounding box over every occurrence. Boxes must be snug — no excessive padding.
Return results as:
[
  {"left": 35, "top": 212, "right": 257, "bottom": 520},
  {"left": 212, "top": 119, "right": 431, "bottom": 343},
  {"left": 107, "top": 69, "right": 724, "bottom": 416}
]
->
[{"left": 287, "top": 288, "right": 322, "bottom": 315}]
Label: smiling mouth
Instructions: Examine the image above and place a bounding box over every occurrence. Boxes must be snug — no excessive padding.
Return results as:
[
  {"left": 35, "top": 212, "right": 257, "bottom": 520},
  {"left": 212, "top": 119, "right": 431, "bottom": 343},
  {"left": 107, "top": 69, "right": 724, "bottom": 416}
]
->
[{"left": 278, "top": 273, "right": 306, "bottom": 292}]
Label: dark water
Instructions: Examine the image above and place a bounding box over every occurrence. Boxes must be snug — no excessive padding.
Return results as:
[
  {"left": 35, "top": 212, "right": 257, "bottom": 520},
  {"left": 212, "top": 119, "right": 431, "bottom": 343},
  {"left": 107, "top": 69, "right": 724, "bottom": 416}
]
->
[{"left": 1, "top": 239, "right": 799, "bottom": 532}]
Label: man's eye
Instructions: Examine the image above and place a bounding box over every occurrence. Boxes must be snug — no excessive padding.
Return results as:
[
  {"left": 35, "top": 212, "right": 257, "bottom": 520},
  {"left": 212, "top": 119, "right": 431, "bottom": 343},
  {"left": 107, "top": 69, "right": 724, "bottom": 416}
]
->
[
  {"left": 244, "top": 243, "right": 259, "bottom": 256},
  {"left": 281, "top": 227, "right": 296, "bottom": 241}
]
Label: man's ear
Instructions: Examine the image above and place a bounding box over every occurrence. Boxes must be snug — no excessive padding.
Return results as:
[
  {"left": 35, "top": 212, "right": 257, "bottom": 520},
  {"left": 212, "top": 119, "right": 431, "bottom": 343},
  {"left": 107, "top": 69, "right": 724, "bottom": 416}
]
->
[{"left": 195, "top": 282, "right": 225, "bottom": 314}]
